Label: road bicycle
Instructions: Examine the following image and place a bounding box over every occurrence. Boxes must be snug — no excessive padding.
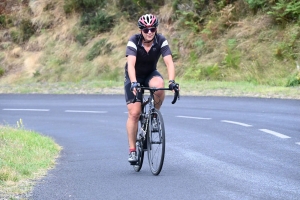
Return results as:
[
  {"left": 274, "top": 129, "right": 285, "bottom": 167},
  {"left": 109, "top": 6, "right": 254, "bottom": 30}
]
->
[{"left": 131, "top": 84, "right": 179, "bottom": 175}]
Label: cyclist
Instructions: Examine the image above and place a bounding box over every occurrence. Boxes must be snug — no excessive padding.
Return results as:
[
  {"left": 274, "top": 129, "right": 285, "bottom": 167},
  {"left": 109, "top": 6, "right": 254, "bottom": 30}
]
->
[{"left": 124, "top": 14, "right": 179, "bottom": 163}]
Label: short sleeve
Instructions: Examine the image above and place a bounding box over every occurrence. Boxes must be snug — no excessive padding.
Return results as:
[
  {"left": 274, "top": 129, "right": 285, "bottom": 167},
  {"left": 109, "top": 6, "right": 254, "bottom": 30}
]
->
[
  {"left": 160, "top": 38, "right": 172, "bottom": 57},
  {"left": 125, "top": 36, "right": 137, "bottom": 57}
]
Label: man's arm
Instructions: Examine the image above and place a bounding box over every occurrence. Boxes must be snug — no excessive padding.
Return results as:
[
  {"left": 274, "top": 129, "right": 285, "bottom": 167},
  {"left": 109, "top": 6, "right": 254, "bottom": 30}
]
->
[
  {"left": 127, "top": 55, "right": 138, "bottom": 95},
  {"left": 163, "top": 55, "right": 175, "bottom": 81},
  {"left": 127, "top": 55, "right": 137, "bottom": 83}
]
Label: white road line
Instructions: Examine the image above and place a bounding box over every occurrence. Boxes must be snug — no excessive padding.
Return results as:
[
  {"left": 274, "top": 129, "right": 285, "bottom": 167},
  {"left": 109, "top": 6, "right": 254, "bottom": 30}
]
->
[
  {"left": 296, "top": 142, "right": 300, "bottom": 145},
  {"left": 65, "top": 110, "right": 107, "bottom": 114},
  {"left": 221, "top": 120, "right": 252, "bottom": 127},
  {"left": 2, "top": 109, "right": 49, "bottom": 112},
  {"left": 259, "top": 129, "right": 291, "bottom": 139},
  {"left": 177, "top": 116, "right": 211, "bottom": 120}
]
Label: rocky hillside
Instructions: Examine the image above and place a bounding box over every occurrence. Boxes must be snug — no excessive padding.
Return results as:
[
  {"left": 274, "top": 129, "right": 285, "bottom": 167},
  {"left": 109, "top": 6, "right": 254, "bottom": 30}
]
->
[{"left": 0, "top": 0, "right": 299, "bottom": 87}]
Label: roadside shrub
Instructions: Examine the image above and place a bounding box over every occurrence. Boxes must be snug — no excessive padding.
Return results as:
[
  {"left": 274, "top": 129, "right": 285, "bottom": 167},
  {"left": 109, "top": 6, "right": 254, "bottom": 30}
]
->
[
  {"left": 193, "top": 39, "right": 210, "bottom": 55},
  {"left": 183, "top": 63, "right": 221, "bottom": 80},
  {"left": 202, "top": 64, "right": 221, "bottom": 80},
  {"left": 184, "top": 49, "right": 221, "bottom": 81},
  {"left": 99, "top": 65, "right": 121, "bottom": 81},
  {"left": 245, "top": 0, "right": 268, "bottom": 13},
  {"left": 267, "top": 0, "right": 300, "bottom": 23},
  {"left": 117, "top": 0, "right": 139, "bottom": 19},
  {"left": 117, "top": 0, "right": 163, "bottom": 19},
  {"left": 64, "top": 0, "right": 106, "bottom": 13},
  {"left": 222, "top": 39, "right": 241, "bottom": 69},
  {"left": 174, "top": 0, "right": 208, "bottom": 33},
  {"left": 177, "top": 10, "right": 204, "bottom": 33},
  {"left": 184, "top": 64, "right": 202, "bottom": 80},
  {"left": 0, "top": 15, "right": 6, "bottom": 28},
  {"left": 86, "top": 39, "right": 114, "bottom": 61},
  {"left": 75, "top": 28, "right": 90, "bottom": 45},
  {"left": 274, "top": 26, "right": 300, "bottom": 60},
  {"left": 81, "top": 10, "right": 115, "bottom": 33},
  {"left": 286, "top": 71, "right": 300, "bottom": 86},
  {"left": 0, "top": 67, "right": 4, "bottom": 77},
  {"left": 174, "top": 0, "right": 242, "bottom": 33},
  {"left": 74, "top": 9, "right": 115, "bottom": 44},
  {"left": 10, "top": 19, "right": 35, "bottom": 44}
]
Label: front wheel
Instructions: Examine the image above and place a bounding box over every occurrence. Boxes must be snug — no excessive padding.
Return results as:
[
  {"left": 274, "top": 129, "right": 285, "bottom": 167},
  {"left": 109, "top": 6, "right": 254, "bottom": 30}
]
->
[{"left": 147, "top": 109, "right": 165, "bottom": 175}]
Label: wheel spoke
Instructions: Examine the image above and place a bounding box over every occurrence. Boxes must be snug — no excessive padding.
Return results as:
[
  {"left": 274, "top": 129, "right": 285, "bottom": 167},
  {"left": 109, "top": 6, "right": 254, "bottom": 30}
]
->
[{"left": 147, "top": 109, "right": 165, "bottom": 175}]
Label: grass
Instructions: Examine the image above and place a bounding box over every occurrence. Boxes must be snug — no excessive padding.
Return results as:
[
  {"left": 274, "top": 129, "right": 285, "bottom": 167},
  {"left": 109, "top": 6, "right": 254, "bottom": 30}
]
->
[
  {"left": 0, "top": 79, "right": 299, "bottom": 99},
  {"left": 0, "top": 121, "right": 61, "bottom": 199},
  {"left": 179, "top": 80, "right": 300, "bottom": 99}
]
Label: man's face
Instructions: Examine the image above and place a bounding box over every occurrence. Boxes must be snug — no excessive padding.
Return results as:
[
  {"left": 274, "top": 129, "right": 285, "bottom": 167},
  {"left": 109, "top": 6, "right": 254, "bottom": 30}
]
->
[{"left": 141, "top": 27, "right": 156, "bottom": 41}]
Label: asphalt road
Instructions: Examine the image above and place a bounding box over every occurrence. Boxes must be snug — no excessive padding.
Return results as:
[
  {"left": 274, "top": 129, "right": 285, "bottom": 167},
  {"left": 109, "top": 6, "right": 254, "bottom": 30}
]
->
[{"left": 0, "top": 94, "right": 300, "bottom": 200}]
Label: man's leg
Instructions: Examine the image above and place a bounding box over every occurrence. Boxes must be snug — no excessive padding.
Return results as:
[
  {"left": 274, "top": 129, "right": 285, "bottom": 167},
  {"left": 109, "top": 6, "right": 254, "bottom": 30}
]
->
[
  {"left": 148, "top": 76, "right": 165, "bottom": 110},
  {"left": 126, "top": 102, "right": 141, "bottom": 152}
]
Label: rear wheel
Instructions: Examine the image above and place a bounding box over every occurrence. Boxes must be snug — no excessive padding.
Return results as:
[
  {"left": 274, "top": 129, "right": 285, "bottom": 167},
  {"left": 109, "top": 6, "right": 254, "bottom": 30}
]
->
[
  {"left": 133, "top": 139, "right": 144, "bottom": 172},
  {"left": 147, "top": 109, "right": 165, "bottom": 175}
]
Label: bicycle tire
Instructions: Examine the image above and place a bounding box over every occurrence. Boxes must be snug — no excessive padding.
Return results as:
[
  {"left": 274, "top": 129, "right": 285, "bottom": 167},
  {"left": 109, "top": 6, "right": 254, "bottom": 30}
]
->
[
  {"left": 147, "top": 109, "right": 165, "bottom": 175},
  {"left": 133, "top": 139, "right": 144, "bottom": 172},
  {"left": 133, "top": 122, "right": 145, "bottom": 172}
]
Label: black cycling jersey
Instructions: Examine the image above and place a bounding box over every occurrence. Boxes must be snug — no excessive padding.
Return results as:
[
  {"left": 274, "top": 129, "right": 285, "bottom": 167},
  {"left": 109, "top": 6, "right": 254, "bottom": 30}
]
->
[{"left": 125, "top": 33, "right": 172, "bottom": 78}]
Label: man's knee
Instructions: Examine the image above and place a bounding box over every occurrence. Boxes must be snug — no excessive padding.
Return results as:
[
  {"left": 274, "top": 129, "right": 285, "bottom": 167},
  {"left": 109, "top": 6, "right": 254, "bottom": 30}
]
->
[
  {"left": 149, "top": 76, "right": 164, "bottom": 87},
  {"left": 127, "top": 104, "right": 141, "bottom": 121}
]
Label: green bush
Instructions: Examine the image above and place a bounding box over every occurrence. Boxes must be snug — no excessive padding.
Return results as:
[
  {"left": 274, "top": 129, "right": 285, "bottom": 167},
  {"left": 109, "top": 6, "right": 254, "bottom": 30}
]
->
[
  {"left": 183, "top": 52, "right": 221, "bottom": 81},
  {"left": 75, "top": 28, "right": 91, "bottom": 45},
  {"left": 183, "top": 64, "right": 202, "bottom": 80},
  {"left": 286, "top": 71, "right": 300, "bottom": 86},
  {"left": 0, "top": 15, "right": 6, "bottom": 28},
  {"left": 98, "top": 65, "right": 121, "bottom": 81},
  {"left": 202, "top": 64, "right": 221, "bottom": 80},
  {"left": 64, "top": 0, "right": 106, "bottom": 13},
  {"left": 0, "top": 67, "right": 4, "bottom": 77},
  {"left": 177, "top": 10, "right": 204, "bottom": 33},
  {"left": 10, "top": 19, "right": 35, "bottom": 44},
  {"left": 81, "top": 10, "right": 115, "bottom": 33},
  {"left": 74, "top": 9, "right": 115, "bottom": 44},
  {"left": 86, "top": 39, "right": 113, "bottom": 61},
  {"left": 117, "top": 0, "right": 163, "bottom": 19},
  {"left": 267, "top": 0, "right": 300, "bottom": 23},
  {"left": 174, "top": 0, "right": 209, "bottom": 32},
  {"left": 117, "top": 0, "right": 139, "bottom": 19},
  {"left": 274, "top": 26, "right": 300, "bottom": 60},
  {"left": 183, "top": 60, "right": 221, "bottom": 81},
  {"left": 245, "top": 0, "right": 268, "bottom": 12},
  {"left": 222, "top": 39, "right": 241, "bottom": 69}
]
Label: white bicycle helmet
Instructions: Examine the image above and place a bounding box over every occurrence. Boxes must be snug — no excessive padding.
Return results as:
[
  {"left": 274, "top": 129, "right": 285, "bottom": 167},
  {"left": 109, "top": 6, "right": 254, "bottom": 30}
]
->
[{"left": 138, "top": 14, "right": 159, "bottom": 29}]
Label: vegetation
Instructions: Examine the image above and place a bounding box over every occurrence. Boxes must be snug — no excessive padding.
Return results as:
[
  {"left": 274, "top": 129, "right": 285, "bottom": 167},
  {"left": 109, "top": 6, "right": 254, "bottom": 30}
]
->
[
  {"left": 0, "top": 120, "right": 61, "bottom": 199},
  {"left": 0, "top": 0, "right": 299, "bottom": 94}
]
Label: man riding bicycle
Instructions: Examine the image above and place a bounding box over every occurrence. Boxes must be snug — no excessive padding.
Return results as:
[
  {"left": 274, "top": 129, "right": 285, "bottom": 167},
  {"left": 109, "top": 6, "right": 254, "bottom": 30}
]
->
[{"left": 124, "top": 14, "right": 179, "bottom": 163}]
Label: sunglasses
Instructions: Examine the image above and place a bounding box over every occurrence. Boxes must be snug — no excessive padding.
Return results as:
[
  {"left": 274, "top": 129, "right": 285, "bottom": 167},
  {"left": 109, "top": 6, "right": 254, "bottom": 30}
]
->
[{"left": 142, "top": 27, "right": 157, "bottom": 34}]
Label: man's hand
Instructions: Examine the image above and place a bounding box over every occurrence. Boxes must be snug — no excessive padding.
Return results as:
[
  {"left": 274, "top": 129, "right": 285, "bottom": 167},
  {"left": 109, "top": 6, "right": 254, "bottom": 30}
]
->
[
  {"left": 130, "top": 82, "right": 139, "bottom": 95},
  {"left": 168, "top": 80, "right": 179, "bottom": 91}
]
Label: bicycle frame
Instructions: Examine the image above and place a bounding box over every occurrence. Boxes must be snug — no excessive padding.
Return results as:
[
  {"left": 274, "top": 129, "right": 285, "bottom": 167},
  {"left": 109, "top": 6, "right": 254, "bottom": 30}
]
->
[
  {"left": 138, "top": 87, "right": 177, "bottom": 135},
  {"left": 132, "top": 86, "right": 179, "bottom": 175}
]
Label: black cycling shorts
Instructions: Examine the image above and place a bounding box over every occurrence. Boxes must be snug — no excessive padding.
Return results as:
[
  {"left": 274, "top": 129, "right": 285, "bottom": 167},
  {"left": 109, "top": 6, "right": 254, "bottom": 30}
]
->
[{"left": 124, "top": 70, "right": 163, "bottom": 104}]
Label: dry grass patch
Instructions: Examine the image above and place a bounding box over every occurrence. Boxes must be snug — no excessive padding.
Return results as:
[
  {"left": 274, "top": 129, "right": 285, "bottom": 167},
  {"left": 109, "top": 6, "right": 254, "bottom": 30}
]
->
[{"left": 30, "top": 0, "right": 66, "bottom": 31}]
